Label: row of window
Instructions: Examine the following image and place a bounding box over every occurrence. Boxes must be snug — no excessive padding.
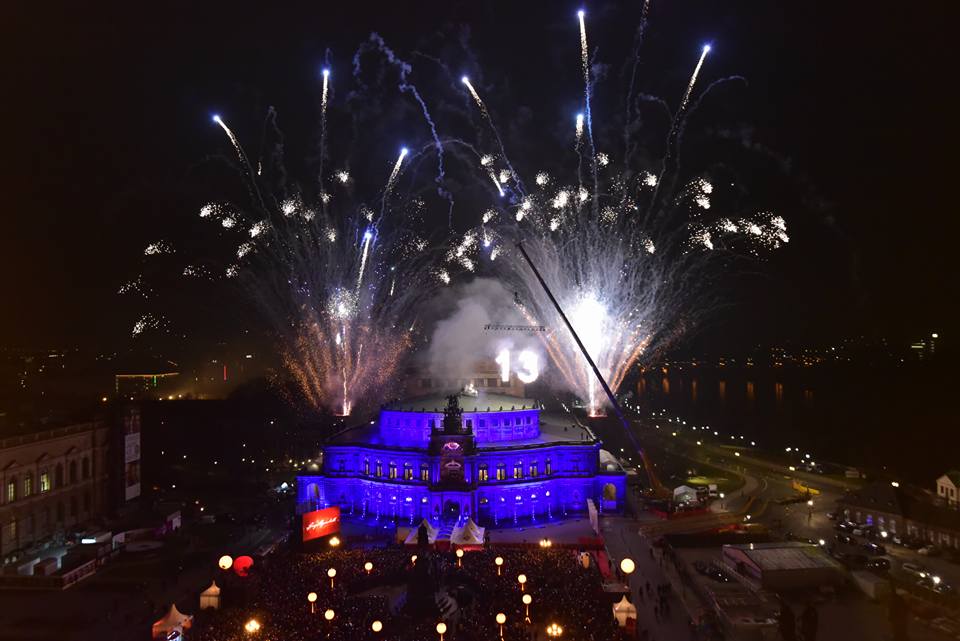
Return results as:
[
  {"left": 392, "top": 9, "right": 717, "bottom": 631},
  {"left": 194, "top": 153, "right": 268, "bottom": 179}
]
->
[
  {"left": 478, "top": 459, "right": 563, "bottom": 481},
  {"left": 338, "top": 457, "right": 583, "bottom": 482},
  {"left": 419, "top": 378, "right": 513, "bottom": 389},
  {"left": 384, "top": 415, "right": 535, "bottom": 430},
  {"left": 5, "top": 458, "right": 91, "bottom": 504},
  {"left": 351, "top": 460, "right": 432, "bottom": 482},
  {"left": 3, "top": 492, "right": 92, "bottom": 543}
]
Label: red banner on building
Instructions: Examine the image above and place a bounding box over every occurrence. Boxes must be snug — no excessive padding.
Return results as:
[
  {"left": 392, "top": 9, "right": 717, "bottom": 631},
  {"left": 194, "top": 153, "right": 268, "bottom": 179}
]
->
[{"left": 302, "top": 506, "right": 341, "bottom": 542}]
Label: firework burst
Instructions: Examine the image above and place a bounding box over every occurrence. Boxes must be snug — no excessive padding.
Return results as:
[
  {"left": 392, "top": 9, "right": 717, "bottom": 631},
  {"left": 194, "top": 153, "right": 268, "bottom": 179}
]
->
[
  {"left": 199, "top": 122, "right": 437, "bottom": 416},
  {"left": 446, "top": 14, "right": 788, "bottom": 416}
]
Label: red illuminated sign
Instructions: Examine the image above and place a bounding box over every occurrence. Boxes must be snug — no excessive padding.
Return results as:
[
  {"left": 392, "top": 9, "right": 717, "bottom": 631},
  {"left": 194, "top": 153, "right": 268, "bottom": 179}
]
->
[{"left": 302, "top": 506, "right": 341, "bottom": 542}]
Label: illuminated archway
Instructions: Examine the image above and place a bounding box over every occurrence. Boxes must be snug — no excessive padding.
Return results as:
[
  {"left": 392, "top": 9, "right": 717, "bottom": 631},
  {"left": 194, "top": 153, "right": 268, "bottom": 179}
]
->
[{"left": 602, "top": 483, "right": 617, "bottom": 501}]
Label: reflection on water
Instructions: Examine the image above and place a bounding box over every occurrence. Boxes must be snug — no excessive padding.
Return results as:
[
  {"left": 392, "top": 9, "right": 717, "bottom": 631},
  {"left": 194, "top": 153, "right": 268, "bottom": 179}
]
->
[{"left": 632, "top": 363, "right": 954, "bottom": 484}]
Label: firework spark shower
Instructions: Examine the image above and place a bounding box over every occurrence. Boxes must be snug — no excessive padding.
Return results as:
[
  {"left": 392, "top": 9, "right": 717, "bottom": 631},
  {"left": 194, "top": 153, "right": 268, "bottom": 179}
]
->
[
  {"left": 450, "top": 11, "right": 788, "bottom": 416},
  {"left": 128, "top": 5, "right": 789, "bottom": 420}
]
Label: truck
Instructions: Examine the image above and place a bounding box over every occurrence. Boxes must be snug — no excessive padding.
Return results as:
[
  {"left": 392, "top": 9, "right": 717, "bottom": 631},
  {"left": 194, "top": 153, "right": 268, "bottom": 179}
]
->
[{"left": 852, "top": 570, "right": 891, "bottom": 601}]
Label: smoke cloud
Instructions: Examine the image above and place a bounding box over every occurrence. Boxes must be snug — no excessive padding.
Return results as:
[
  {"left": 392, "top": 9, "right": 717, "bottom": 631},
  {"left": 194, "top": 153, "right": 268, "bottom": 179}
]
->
[{"left": 422, "top": 278, "right": 546, "bottom": 380}]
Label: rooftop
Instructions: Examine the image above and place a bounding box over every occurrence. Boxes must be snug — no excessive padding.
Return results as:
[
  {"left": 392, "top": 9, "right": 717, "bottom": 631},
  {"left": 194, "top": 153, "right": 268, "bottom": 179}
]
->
[
  {"left": 383, "top": 392, "right": 540, "bottom": 413},
  {"left": 724, "top": 542, "right": 843, "bottom": 572},
  {"left": 326, "top": 410, "right": 596, "bottom": 449},
  {"left": 841, "top": 480, "right": 960, "bottom": 532}
]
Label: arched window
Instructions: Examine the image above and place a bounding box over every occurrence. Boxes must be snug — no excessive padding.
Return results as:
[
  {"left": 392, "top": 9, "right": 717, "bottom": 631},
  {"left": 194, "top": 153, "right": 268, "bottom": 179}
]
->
[
  {"left": 69, "top": 460, "right": 78, "bottom": 484},
  {"left": 23, "top": 473, "right": 33, "bottom": 497},
  {"left": 69, "top": 496, "right": 78, "bottom": 517},
  {"left": 55, "top": 464, "right": 63, "bottom": 488},
  {"left": 478, "top": 464, "right": 489, "bottom": 482},
  {"left": 514, "top": 460, "right": 523, "bottom": 479},
  {"left": 40, "top": 471, "right": 50, "bottom": 493},
  {"left": 83, "top": 491, "right": 91, "bottom": 513},
  {"left": 364, "top": 458, "right": 370, "bottom": 476},
  {"left": 403, "top": 463, "right": 413, "bottom": 480},
  {"left": 56, "top": 502, "right": 65, "bottom": 523},
  {"left": 81, "top": 457, "right": 90, "bottom": 480},
  {"left": 529, "top": 461, "right": 539, "bottom": 478},
  {"left": 6, "top": 477, "right": 16, "bottom": 503},
  {"left": 496, "top": 463, "right": 506, "bottom": 481},
  {"left": 545, "top": 458, "right": 552, "bottom": 475},
  {"left": 337, "top": 459, "right": 345, "bottom": 472},
  {"left": 388, "top": 462, "right": 398, "bottom": 479},
  {"left": 375, "top": 460, "right": 383, "bottom": 477},
  {"left": 420, "top": 463, "right": 430, "bottom": 482}
]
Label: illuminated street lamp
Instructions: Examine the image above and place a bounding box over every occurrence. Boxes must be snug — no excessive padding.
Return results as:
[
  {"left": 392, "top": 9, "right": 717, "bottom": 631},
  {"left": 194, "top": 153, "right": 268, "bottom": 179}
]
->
[
  {"left": 456, "top": 548, "right": 464, "bottom": 567},
  {"left": 371, "top": 620, "right": 383, "bottom": 633},
  {"left": 518, "top": 574, "right": 527, "bottom": 592},
  {"left": 411, "top": 555, "right": 418, "bottom": 565},
  {"left": 329, "top": 535, "right": 341, "bottom": 548},
  {"left": 436, "top": 622, "right": 447, "bottom": 641},
  {"left": 522, "top": 593, "right": 532, "bottom": 620},
  {"left": 620, "top": 558, "right": 636, "bottom": 576},
  {"left": 327, "top": 567, "right": 337, "bottom": 589},
  {"left": 324, "top": 609, "right": 335, "bottom": 621},
  {"left": 546, "top": 623, "right": 563, "bottom": 638},
  {"left": 364, "top": 561, "right": 374, "bottom": 574},
  {"left": 496, "top": 613, "right": 507, "bottom": 638},
  {"left": 218, "top": 555, "right": 234, "bottom": 570},
  {"left": 244, "top": 619, "right": 261, "bottom": 635},
  {"left": 495, "top": 556, "right": 504, "bottom": 575},
  {"left": 307, "top": 591, "right": 317, "bottom": 614}
]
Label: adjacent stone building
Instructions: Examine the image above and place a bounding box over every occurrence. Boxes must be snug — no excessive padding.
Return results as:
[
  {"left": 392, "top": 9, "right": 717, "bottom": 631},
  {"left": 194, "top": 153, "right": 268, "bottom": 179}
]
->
[
  {"left": 839, "top": 481, "right": 960, "bottom": 550},
  {"left": 0, "top": 420, "right": 110, "bottom": 563}
]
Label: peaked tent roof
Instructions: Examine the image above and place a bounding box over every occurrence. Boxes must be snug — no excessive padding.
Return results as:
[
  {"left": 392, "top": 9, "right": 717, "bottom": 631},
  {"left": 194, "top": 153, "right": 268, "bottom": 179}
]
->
[
  {"left": 404, "top": 519, "right": 439, "bottom": 545},
  {"left": 200, "top": 581, "right": 221, "bottom": 596},
  {"left": 451, "top": 518, "right": 485, "bottom": 546},
  {"left": 151, "top": 604, "right": 193, "bottom": 639}
]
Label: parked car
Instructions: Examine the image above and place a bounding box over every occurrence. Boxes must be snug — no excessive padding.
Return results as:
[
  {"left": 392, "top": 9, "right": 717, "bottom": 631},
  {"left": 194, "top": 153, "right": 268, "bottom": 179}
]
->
[
  {"left": 836, "top": 521, "right": 857, "bottom": 533},
  {"left": 785, "top": 532, "right": 818, "bottom": 545},
  {"left": 917, "top": 577, "right": 954, "bottom": 595},
  {"left": 901, "top": 562, "right": 928, "bottom": 578},
  {"left": 836, "top": 533, "right": 855, "bottom": 545},
  {"left": 826, "top": 511, "right": 838, "bottom": 521},
  {"left": 918, "top": 546, "right": 942, "bottom": 557},
  {"left": 841, "top": 554, "right": 869, "bottom": 570},
  {"left": 861, "top": 542, "right": 887, "bottom": 556},
  {"left": 694, "top": 560, "right": 732, "bottom": 583},
  {"left": 865, "top": 558, "right": 891, "bottom": 572}
]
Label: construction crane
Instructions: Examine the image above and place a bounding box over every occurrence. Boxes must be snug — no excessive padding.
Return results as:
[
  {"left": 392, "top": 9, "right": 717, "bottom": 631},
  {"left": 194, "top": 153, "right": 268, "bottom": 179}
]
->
[{"left": 516, "top": 243, "right": 669, "bottom": 498}]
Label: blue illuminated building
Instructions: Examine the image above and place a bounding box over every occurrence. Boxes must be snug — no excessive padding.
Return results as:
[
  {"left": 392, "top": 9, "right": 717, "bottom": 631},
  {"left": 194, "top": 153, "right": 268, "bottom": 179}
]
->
[{"left": 297, "top": 391, "right": 626, "bottom": 527}]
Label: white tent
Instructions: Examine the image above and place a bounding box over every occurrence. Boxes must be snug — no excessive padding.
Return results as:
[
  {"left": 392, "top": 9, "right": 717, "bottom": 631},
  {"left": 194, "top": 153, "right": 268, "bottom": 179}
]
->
[
  {"left": 673, "top": 485, "right": 699, "bottom": 504},
  {"left": 612, "top": 595, "right": 637, "bottom": 627},
  {"left": 199, "top": 581, "right": 221, "bottom": 610},
  {"left": 404, "top": 519, "right": 439, "bottom": 545},
  {"left": 450, "top": 518, "right": 485, "bottom": 546},
  {"left": 151, "top": 604, "right": 193, "bottom": 639}
]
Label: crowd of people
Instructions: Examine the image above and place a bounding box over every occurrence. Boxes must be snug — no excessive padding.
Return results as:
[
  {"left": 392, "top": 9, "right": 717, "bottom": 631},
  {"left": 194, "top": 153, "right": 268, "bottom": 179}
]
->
[{"left": 190, "top": 545, "right": 631, "bottom": 641}]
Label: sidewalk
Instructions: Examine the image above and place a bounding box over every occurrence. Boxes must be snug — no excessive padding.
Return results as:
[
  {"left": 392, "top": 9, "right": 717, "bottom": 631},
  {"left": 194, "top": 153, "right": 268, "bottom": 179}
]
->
[{"left": 602, "top": 516, "right": 700, "bottom": 640}]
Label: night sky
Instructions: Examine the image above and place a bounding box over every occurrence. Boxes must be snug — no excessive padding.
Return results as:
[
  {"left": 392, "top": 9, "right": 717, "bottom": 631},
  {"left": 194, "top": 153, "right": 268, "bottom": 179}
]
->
[{"left": 1, "top": 1, "right": 954, "bottom": 353}]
